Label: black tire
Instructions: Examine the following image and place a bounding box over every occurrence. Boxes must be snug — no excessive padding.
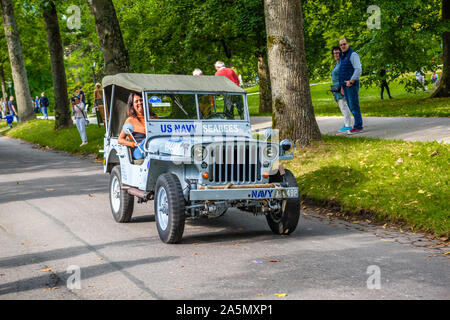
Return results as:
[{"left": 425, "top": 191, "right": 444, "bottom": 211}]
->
[
  {"left": 109, "top": 165, "right": 134, "bottom": 223},
  {"left": 266, "top": 169, "right": 300, "bottom": 235},
  {"left": 154, "top": 173, "right": 186, "bottom": 244}
]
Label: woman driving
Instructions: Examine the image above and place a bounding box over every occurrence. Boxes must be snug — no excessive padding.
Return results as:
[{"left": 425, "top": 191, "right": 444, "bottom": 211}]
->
[{"left": 118, "top": 92, "right": 157, "bottom": 160}]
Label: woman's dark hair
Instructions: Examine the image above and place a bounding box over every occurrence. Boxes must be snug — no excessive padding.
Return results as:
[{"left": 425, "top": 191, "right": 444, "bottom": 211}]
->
[
  {"left": 127, "top": 92, "right": 141, "bottom": 118},
  {"left": 331, "top": 46, "right": 341, "bottom": 55}
]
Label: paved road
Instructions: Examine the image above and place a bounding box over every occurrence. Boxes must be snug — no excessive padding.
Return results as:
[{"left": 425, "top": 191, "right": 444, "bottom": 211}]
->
[
  {"left": 0, "top": 136, "right": 448, "bottom": 300},
  {"left": 251, "top": 116, "right": 450, "bottom": 144}
]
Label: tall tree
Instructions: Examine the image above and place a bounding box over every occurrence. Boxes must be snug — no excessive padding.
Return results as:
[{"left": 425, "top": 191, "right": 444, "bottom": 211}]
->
[
  {"left": 42, "top": 1, "right": 72, "bottom": 129},
  {"left": 264, "top": 0, "right": 321, "bottom": 146},
  {"left": 432, "top": 0, "right": 450, "bottom": 97},
  {"left": 87, "top": 0, "right": 129, "bottom": 75},
  {"left": 0, "top": 58, "right": 8, "bottom": 101},
  {"left": 0, "top": 0, "right": 34, "bottom": 121}
]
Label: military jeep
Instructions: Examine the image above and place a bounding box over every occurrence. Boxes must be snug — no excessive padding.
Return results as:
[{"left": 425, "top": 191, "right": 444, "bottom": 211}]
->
[{"left": 102, "top": 73, "right": 300, "bottom": 243}]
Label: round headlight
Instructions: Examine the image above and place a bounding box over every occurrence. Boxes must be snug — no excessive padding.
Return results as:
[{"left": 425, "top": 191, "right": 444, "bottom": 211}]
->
[
  {"left": 192, "top": 145, "right": 207, "bottom": 161},
  {"left": 263, "top": 145, "right": 278, "bottom": 160},
  {"left": 280, "top": 139, "right": 292, "bottom": 153}
]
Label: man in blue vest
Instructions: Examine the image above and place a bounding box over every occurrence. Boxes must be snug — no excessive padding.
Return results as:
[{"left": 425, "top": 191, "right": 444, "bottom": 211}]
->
[{"left": 339, "top": 38, "right": 363, "bottom": 134}]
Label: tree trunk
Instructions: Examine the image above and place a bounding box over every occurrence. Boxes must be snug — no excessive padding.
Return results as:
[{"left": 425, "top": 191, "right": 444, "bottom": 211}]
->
[
  {"left": 0, "top": 63, "right": 8, "bottom": 102},
  {"left": 43, "top": 1, "right": 72, "bottom": 129},
  {"left": 0, "top": 0, "right": 35, "bottom": 121},
  {"left": 87, "top": 0, "right": 129, "bottom": 75},
  {"left": 257, "top": 53, "right": 272, "bottom": 114},
  {"left": 264, "top": 0, "right": 321, "bottom": 146},
  {"left": 431, "top": 0, "right": 450, "bottom": 98}
]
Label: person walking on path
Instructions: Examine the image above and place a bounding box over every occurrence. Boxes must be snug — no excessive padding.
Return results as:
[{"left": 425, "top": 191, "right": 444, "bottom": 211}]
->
[
  {"left": 34, "top": 96, "right": 41, "bottom": 114},
  {"left": 72, "top": 96, "right": 88, "bottom": 147},
  {"left": 339, "top": 38, "right": 363, "bottom": 134},
  {"left": 379, "top": 69, "right": 393, "bottom": 100},
  {"left": 331, "top": 46, "right": 352, "bottom": 132},
  {"left": 8, "top": 96, "right": 18, "bottom": 122},
  {"left": 39, "top": 92, "right": 49, "bottom": 119}
]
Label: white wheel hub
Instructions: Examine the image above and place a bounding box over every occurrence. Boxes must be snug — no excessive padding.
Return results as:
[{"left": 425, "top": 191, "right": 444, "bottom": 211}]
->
[
  {"left": 111, "top": 175, "right": 121, "bottom": 213},
  {"left": 157, "top": 187, "right": 169, "bottom": 230}
]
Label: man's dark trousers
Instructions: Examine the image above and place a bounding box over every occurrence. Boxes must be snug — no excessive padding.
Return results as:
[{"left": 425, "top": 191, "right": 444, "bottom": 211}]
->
[{"left": 343, "top": 80, "right": 363, "bottom": 130}]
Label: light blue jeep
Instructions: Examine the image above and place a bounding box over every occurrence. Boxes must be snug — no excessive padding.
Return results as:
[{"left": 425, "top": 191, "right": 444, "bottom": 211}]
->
[{"left": 102, "top": 73, "right": 300, "bottom": 243}]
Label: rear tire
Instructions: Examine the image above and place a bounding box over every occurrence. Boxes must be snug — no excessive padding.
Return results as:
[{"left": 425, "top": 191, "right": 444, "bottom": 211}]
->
[
  {"left": 266, "top": 169, "right": 300, "bottom": 235},
  {"left": 154, "top": 174, "right": 186, "bottom": 243},
  {"left": 109, "top": 166, "right": 134, "bottom": 223}
]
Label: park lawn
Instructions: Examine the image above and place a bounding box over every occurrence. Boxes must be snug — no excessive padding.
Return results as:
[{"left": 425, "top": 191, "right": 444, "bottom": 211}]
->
[
  {"left": 247, "top": 80, "right": 450, "bottom": 117},
  {"left": 285, "top": 136, "right": 449, "bottom": 237},
  {"left": 2, "top": 119, "right": 105, "bottom": 158}
]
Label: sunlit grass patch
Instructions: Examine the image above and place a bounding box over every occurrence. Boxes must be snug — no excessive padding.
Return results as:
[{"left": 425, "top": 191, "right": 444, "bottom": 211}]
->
[{"left": 285, "top": 136, "right": 449, "bottom": 236}]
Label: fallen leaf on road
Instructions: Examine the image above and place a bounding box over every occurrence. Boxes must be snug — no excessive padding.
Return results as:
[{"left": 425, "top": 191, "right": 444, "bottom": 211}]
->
[
  {"left": 41, "top": 268, "right": 52, "bottom": 272},
  {"left": 268, "top": 259, "right": 280, "bottom": 263},
  {"left": 274, "top": 293, "right": 287, "bottom": 298},
  {"left": 418, "top": 190, "right": 425, "bottom": 194},
  {"left": 257, "top": 293, "right": 264, "bottom": 296},
  {"left": 88, "top": 194, "right": 94, "bottom": 197},
  {"left": 177, "top": 286, "right": 185, "bottom": 290},
  {"left": 45, "top": 188, "right": 55, "bottom": 192},
  {"left": 52, "top": 287, "right": 60, "bottom": 290}
]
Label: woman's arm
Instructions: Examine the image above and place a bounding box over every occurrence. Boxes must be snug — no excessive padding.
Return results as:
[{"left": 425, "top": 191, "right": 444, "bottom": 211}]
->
[{"left": 118, "top": 129, "right": 136, "bottom": 148}]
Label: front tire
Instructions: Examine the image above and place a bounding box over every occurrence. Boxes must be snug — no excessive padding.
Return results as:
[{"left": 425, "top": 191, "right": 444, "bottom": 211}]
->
[
  {"left": 109, "top": 165, "right": 134, "bottom": 223},
  {"left": 266, "top": 169, "right": 300, "bottom": 235},
  {"left": 154, "top": 174, "right": 186, "bottom": 243}
]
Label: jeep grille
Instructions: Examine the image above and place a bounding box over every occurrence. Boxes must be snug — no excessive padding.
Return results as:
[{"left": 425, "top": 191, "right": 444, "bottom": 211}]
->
[{"left": 207, "top": 142, "right": 263, "bottom": 184}]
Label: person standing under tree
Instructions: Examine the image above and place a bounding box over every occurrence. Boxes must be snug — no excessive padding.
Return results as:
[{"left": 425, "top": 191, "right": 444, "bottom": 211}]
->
[
  {"left": 94, "top": 83, "right": 105, "bottom": 123},
  {"left": 379, "top": 69, "right": 393, "bottom": 100},
  {"left": 331, "top": 46, "right": 352, "bottom": 132},
  {"left": 214, "top": 61, "right": 242, "bottom": 119},
  {"left": 8, "top": 96, "right": 18, "bottom": 122},
  {"left": 339, "top": 38, "right": 363, "bottom": 135},
  {"left": 39, "top": 92, "right": 49, "bottom": 119}
]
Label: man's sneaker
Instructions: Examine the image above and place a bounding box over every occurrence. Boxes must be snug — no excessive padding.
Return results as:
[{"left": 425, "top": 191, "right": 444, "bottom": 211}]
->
[
  {"left": 80, "top": 141, "right": 88, "bottom": 147},
  {"left": 347, "top": 128, "right": 362, "bottom": 135},
  {"left": 338, "top": 126, "right": 352, "bottom": 132}
]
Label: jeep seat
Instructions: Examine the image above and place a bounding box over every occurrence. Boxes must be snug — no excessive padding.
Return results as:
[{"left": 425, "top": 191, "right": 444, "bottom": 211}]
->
[{"left": 127, "top": 146, "right": 145, "bottom": 165}]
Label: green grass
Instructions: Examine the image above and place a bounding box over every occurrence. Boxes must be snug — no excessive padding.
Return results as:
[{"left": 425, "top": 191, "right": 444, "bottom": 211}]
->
[
  {"left": 285, "top": 136, "right": 449, "bottom": 237},
  {"left": 2, "top": 119, "right": 105, "bottom": 158},
  {"left": 247, "top": 78, "right": 450, "bottom": 117}
]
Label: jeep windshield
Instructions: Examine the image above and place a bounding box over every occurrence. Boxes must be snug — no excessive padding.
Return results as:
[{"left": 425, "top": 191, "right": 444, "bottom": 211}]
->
[{"left": 145, "top": 92, "right": 247, "bottom": 121}]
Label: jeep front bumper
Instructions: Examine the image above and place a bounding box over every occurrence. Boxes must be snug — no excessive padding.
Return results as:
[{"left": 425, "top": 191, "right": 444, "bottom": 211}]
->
[{"left": 189, "top": 184, "right": 298, "bottom": 201}]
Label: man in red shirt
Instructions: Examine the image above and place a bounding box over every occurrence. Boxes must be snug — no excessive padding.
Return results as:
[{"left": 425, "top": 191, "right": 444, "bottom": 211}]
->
[
  {"left": 214, "top": 61, "right": 244, "bottom": 119},
  {"left": 214, "top": 61, "right": 240, "bottom": 87}
]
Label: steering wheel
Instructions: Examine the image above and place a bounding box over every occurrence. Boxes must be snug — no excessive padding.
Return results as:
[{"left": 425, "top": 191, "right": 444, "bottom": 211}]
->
[{"left": 203, "top": 112, "right": 227, "bottom": 120}]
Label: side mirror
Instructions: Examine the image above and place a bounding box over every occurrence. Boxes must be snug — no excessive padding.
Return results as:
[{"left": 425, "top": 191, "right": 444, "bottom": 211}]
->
[{"left": 123, "top": 122, "right": 134, "bottom": 135}]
